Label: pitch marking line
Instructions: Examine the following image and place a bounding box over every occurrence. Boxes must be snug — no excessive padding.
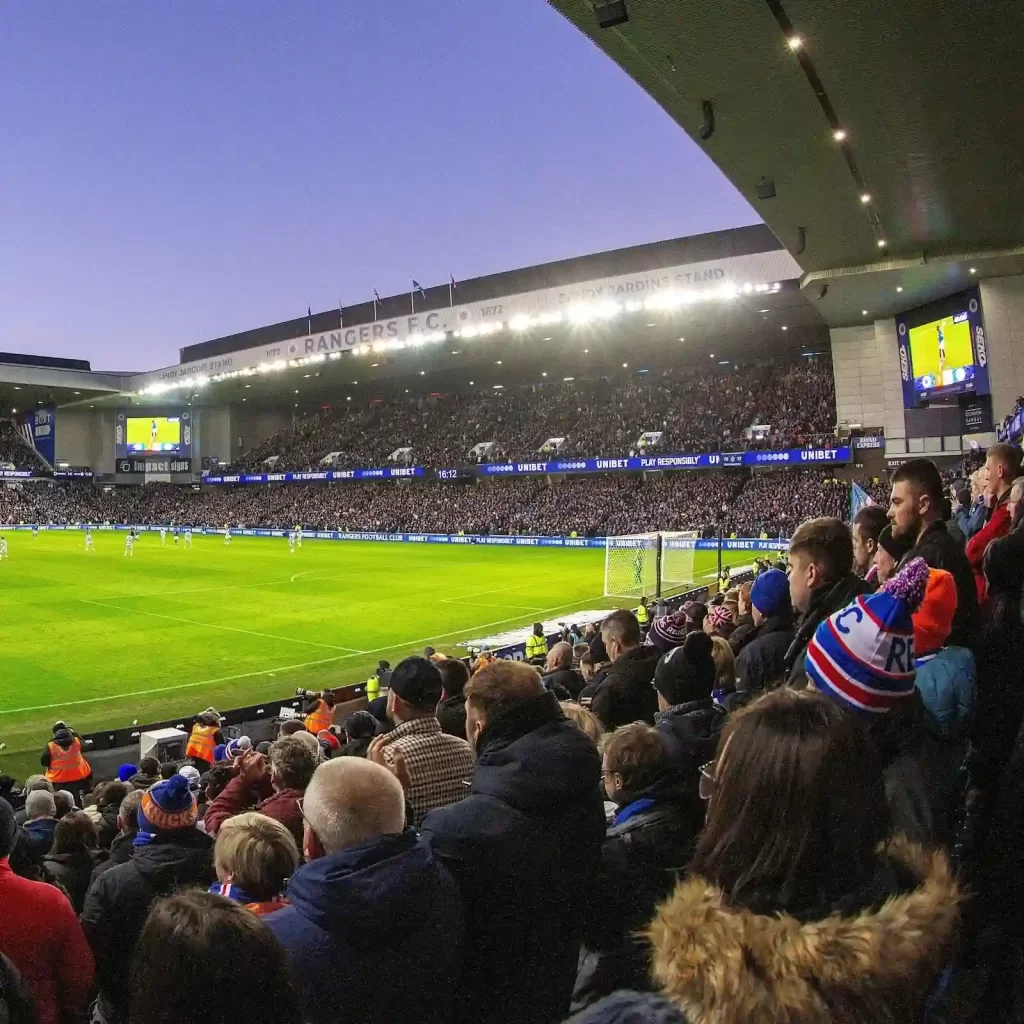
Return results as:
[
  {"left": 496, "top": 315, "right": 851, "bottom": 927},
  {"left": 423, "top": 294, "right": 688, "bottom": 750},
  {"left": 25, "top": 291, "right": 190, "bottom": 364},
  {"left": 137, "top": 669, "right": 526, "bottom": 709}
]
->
[
  {"left": 77, "top": 599, "right": 366, "bottom": 655},
  {"left": 3, "top": 594, "right": 605, "bottom": 716}
]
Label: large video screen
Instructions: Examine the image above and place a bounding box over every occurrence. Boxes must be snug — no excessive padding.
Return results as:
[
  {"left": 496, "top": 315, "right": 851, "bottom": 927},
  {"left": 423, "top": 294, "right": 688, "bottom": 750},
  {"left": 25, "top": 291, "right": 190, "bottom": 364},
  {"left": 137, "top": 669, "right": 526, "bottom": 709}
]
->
[
  {"left": 908, "top": 312, "right": 975, "bottom": 394},
  {"left": 126, "top": 416, "right": 182, "bottom": 454}
]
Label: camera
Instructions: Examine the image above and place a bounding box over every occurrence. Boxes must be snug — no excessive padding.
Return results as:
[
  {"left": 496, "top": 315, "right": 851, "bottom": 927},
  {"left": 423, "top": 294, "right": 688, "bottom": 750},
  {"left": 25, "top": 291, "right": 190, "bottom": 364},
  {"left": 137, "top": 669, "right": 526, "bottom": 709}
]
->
[{"left": 295, "top": 688, "right": 324, "bottom": 699}]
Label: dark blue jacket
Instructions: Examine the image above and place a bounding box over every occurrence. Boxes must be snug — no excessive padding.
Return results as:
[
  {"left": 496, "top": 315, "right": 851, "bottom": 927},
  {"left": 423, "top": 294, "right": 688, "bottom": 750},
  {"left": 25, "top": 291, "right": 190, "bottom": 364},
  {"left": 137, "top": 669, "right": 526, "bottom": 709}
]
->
[
  {"left": 21, "top": 818, "right": 56, "bottom": 862},
  {"left": 267, "top": 828, "right": 463, "bottom": 1024},
  {"left": 421, "top": 693, "right": 606, "bottom": 1024}
]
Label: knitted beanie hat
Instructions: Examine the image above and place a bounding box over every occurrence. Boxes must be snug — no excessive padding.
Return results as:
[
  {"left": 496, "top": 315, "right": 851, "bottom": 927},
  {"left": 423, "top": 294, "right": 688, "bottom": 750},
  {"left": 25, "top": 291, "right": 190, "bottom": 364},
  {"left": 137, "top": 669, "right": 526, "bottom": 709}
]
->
[
  {"left": 647, "top": 612, "right": 689, "bottom": 652},
  {"left": 225, "top": 736, "right": 252, "bottom": 759},
  {"left": 805, "top": 556, "right": 929, "bottom": 715},
  {"left": 653, "top": 631, "right": 716, "bottom": 706},
  {"left": 913, "top": 569, "right": 957, "bottom": 657},
  {"left": 137, "top": 774, "right": 197, "bottom": 835},
  {"left": 707, "top": 605, "right": 734, "bottom": 631},
  {"left": 750, "top": 568, "right": 791, "bottom": 618},
  {"left": 118, "top": 764, "right": 138, "bottom": 783},
  {"left": 177, "top": 765, "right": 201, "bottom": 792}
]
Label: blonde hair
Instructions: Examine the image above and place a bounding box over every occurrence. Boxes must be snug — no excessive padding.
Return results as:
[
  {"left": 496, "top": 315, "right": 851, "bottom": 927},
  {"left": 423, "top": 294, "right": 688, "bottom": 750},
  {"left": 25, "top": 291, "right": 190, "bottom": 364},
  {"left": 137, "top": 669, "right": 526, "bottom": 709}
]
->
[
  {"left": 560, "top": 701, "right": 604, "bottom": 744},
  {"left": 710, "top": 635, "right": 736, "bottom": 689},
  {"left": 214, "top": 812, "right": 300, "bottom": 901}
]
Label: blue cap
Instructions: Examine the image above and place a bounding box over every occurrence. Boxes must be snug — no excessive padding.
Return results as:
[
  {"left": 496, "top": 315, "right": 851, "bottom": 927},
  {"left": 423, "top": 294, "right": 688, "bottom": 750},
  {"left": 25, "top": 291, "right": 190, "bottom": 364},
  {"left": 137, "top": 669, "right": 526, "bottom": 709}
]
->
[
  {"left": 750, "top": 569, "right": 791, "bottom": 618},
  {"left": 118, "top": 764, "right": 138, "bottom": 782}
]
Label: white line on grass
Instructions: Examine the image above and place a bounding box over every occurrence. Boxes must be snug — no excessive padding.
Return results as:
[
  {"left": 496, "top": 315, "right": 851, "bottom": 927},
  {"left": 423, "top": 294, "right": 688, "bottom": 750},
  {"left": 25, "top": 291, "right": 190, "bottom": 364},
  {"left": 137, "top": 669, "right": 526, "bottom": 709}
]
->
[
  {"left": 5, "top": 595, "right": 604, "bottom": 715},
  {"left": 77, "top": 599, "right": 366, "bottom": 655}
]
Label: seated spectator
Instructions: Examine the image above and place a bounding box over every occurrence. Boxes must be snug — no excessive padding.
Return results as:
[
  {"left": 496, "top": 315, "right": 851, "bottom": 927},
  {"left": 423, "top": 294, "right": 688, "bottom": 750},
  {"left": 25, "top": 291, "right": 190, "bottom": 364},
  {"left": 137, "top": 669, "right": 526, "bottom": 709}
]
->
[
  {"left": 874, "top": 525, "right": 911, "bottom": 584},
  {"left": 653, "top": 632, "right": 722, "bottom": 783},
  {"left": 418, "top": 661, "right": 606, "bottom": 1024},
  {"left": 560, "top": 701, "right": 605, "bottom": 746},
  {"left": 267, "top": 758, "right": 463, "bottom": 1024},
  {"left": 805, "top": 557, "right": 959, "bottom": 846},
  {"left": 14, "top": 777, "right": 52, "bottom": 825},
  {"left": 204, "top": 737, "right": 317, "bottom": 846},
  {"left": 852, "top": 503, "right": 889, "bottom": 585},
  {"left": 0, "top": 797, "right": 95, "bottom": 1024},
  {"left": 128, "top": 757, "right": 160, "bottom": 792},
  {"left": 709, "top": 636, "right": 735, "bottom": 691},
  {"left": 378, "top": 657, "right": 474, "bottom": 826},
  {"left": 573, "top": 724, "right": 697, "bottom": 1010},
  {"left": 83, "top": 774, "right": 214, "bottom": 1024},
  {"left": 436, "top": 657, "right": 471, "bottom": 739},
  {"left": 542, "top": 642, "right": 584, "bottom": 700},
  {"left": 91, "top": 789, "right": 142, "bottom": 885},
  {"left": 158, "top": 762, "right": 178, "bottom": 781},
  {"left": 648, "top": 688, "right": 960, "bottom": 1024},
  {"left": 784, "top": 517, "right": 869, "bottom": 687},
  {"left": 22, "top": 790, "right": 57, "bottom": 862},
  {"left": 912, "top": 569, "right": 975, "bottom": 740},
  {"left": 128, "top": 890, "right": 302, "bottom": 1024},
  {"left": 734, "top": 568, "right": 794, "bottom": 693},
  {"left": 94, "top": 781, "right": 130, "bottom": 850},
  {"left": 337, "top": 711, "right": 378, "bottom": 757},
  {"left": 212, "top": 812, "right": 299, "bottom": 916},
  {"left": 43, "top": 810, "right": 101, "bottom": 913},
  {"left": 591, "top": 610, "right": 660, "bottom": 729},
  {"left": 728, "top": 582, "right": 756, "bottom": 653},
  {"left": 579, "top": 651, "right": 597, "bottom": 686},
  {"left": 967, "top": 442, "right": 1023, "bottom": 602},
  {"left": 53, "top": 790, "right": 75, "bottom": 819}
]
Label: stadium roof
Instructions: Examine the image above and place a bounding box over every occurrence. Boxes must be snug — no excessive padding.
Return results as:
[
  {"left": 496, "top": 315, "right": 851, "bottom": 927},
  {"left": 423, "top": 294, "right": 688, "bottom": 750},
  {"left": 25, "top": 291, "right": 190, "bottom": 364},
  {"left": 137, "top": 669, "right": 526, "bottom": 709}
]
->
[
  {"left": 548, "top": 0, "right": 1024, "bottom": 326},
  {"left": 0, "top": 353, "right": 123, "bottom": 416}
]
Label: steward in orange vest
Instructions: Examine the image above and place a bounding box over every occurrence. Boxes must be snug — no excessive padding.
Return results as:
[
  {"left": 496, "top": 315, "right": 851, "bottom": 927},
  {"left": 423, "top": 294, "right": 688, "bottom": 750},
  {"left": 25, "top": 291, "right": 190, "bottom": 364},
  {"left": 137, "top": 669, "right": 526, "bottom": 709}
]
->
[
  {"left": 42, "top": 721, "right": 92, "bottom": 805},
  {"left": 303, "top": 692, "right": 336, "bottom": 735},
  {"left": 186, "top": 709, "right": 224, "bottom": 765}
]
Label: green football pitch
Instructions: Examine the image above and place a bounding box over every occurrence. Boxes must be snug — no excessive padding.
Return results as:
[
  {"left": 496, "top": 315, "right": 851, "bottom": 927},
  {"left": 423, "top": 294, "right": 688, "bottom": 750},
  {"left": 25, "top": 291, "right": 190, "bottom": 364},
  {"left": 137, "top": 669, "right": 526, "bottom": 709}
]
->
[{"left": 0, "top": 531, "right": 758, "bottom": 779}]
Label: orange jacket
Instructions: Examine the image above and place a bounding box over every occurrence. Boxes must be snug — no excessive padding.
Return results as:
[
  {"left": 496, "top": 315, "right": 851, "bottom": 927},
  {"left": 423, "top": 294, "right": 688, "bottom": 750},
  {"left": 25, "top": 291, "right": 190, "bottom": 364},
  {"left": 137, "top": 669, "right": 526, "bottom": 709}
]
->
[
  {"left": 304, "top": 699, "right": 333, "bottom": 735},
  {"left": 185, "top": 724, "right": 219, "bottom": 763},
  {"left": 44, "top": 738, "right": 91, "bottom": 784}
]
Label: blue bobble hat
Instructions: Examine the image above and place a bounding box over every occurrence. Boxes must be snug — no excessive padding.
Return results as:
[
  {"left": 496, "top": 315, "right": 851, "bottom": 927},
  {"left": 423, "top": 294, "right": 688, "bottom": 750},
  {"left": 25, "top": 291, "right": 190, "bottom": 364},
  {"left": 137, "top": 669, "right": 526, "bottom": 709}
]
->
[
  {"left": 117, "top": 764, "right": 138, "bottom": 783},
  {"left": 136, "top": 773, "right": 197, "bottom": 842},
  {"left": 750, "top": 568, "right": 791, "bottom": 618},
  {"left": 805, "top": 557, "right": 929, "bottom": 715}
]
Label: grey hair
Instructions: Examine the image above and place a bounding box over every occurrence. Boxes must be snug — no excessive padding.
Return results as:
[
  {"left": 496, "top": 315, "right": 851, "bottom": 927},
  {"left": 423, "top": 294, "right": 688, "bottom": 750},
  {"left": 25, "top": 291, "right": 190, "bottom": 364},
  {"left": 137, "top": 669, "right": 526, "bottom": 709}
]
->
[{"left": 26, "top": 789, "right": 56, "bottom": 818}]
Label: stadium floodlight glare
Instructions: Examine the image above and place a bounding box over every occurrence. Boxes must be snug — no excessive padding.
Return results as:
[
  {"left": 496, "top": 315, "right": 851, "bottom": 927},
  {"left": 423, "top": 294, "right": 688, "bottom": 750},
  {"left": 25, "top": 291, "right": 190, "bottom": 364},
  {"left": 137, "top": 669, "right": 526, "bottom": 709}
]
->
[
  {"left": 833, "top": 128, "right": 847, "bottom": 141},
  {"left": 781, "top": 325, "right": 788, "bottom": 331},
  {"left": 625, "top": 300, "right": 643, "bottom": 313},
  {"left": 509, "top": 314, "right": 532, "bottom": 332},
  {"left": 563, "top": 376, "right": 574, "bottom": 381},
  {"left": 329, "top": 352, "right": 341, "bottom": 360},
  {"left": 877, "top": 239, "right": 887, "bottom": 248},
  {"left": 860, "top": 193, "right": 871, "bottom": 203},
  {"left": 787, "top": 35, "right": 803, "bottom": 50},
  {"left": 896, "top": 286, "right": 903, "bottom": 293},
  {"left": 969, "top": 267, "right": 977, "bottom": 274}
]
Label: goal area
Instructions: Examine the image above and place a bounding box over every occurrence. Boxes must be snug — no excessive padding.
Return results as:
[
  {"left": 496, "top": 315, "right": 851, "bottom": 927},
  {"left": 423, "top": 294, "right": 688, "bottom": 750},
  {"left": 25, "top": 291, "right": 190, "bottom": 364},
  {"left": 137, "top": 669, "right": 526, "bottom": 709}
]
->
[{"left": 603, "top": 531, "right": 699, "bottom": 600}]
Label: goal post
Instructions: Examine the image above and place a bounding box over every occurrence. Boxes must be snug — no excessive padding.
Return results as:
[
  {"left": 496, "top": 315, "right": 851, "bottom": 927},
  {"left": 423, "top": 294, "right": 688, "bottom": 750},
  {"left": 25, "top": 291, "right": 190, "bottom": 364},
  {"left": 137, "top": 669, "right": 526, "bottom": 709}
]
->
[{"left": 603, "top": 531, "right": 700, "bottom": 600}]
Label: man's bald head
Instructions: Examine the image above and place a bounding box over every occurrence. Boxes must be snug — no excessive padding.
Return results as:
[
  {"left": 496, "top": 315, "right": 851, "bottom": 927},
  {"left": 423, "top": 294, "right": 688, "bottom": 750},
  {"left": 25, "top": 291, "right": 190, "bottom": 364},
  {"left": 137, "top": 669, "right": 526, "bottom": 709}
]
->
[
  {"left": 546, "top": 642, "right": 572, "bottom": 671},
  {"left": 302, "top": 757, "right": 405, "bottom": 857}
]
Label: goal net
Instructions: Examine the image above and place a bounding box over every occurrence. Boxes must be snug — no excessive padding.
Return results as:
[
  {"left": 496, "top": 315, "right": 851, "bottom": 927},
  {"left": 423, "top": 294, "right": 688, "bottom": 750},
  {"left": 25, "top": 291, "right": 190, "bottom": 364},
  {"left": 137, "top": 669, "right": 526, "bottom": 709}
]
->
[
  {"left": 603, "top": 531, "right": 700, "bottom": 600},
  {"left": 659, "top": 531, "right": 700, "bottom": 596}
]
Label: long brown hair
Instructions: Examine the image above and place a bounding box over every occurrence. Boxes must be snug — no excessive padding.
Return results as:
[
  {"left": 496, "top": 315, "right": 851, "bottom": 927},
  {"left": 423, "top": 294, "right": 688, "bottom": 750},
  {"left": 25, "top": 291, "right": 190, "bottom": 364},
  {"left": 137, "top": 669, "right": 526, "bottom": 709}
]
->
[{"left": 690, "top": 688, "right": 887, "bottom": 916}]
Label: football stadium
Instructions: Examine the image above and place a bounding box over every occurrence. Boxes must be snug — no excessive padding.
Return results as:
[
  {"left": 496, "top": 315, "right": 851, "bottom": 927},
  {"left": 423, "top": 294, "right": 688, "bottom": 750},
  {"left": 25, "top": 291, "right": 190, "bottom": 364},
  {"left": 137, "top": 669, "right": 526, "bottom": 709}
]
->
[{"left": 3, "top": 1, "right": 1024, "bottom": 1020}]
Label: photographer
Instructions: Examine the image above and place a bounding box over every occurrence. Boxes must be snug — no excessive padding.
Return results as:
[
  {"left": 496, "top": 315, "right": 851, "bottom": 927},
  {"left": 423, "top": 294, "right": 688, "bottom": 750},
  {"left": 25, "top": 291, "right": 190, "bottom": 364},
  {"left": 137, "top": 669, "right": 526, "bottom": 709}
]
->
[{"left": 296, "top": 689, "right": 337, "bottom": 735}]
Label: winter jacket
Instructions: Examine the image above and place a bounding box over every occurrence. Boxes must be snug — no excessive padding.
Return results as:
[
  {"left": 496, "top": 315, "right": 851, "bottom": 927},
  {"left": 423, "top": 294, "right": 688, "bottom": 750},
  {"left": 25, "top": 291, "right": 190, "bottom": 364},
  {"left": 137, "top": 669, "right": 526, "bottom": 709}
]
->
[
  {"left": 90, "top": 829, "right": 135, "bottom": 886},
  {"left": 966, "top": 494, "right": 1012, "bottom": 603},
  {"left": 572, "top": 778, "right": 702, "bottom": 1011},
  {"left": 421, "top": 693, "right": 606, "bottom": 1024},
  {"left": 542, "top": 668, "right": 585, "bottom": 701},
  {"left": 900, "top": 521, "right": 980, "bottom": 650},
  {"left": 727, "top": 614, "right": 756, "bottom": 655},
  {"left": 785, "top": 574, "right": 871, "bottom": 687},
  {"left": 955, "top": 498, "right": 987, "bottom": 541},
  {"left": 127, "top": 771, "right": 158, "bottom": 792},
  {"left": 734, "top": 614, "right": 794, "bottom": 693},
  {"left": 655, "top": 699, "right": 725, "bottom": 785},
  {"left": 81, "top": 828, "right": 213, "bottom": 1024},
  {"left": 96, "top": 802, "right": 120, "bottom": 851},
  {"left": 43, "top": 850, "right": 100, "bottom": 914},
  {"left": 590, "top": 646, "right": 661, "bottom": 729},
  {"left": 436, "top": 694, "right": 468, "bottom": 740},
  {"left": 203, "top": 774, "right": 305, "bottom": 846},
  {"left": 915, "top": 647, "right": 976, "bottom": 740},
  {"left": 0, "top": 857, "right": 94, "bottom": 1024},
  {"left": 21, "top": 819, "right": 56, "bottom": 863},
  {"left": 648, "top": 837, "right": 960, "bottom": 1024},
  {"left": 267, "top": 829, "right": 463, "bottom": 1024},
  {"left": 0, "top": 951, "right": 35, "bottom": 1024}
]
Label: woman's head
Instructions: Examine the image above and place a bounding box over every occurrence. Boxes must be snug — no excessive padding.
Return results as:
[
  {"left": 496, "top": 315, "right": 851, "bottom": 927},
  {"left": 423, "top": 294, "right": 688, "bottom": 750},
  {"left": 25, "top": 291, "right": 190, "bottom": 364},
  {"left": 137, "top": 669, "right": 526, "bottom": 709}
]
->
[
  {"left": 129, "top": 890, "right": 301, "bottom": 1024},
  {"left": 559, "top": 702, "right": 604, "bottom": 746},
  {"left": 214, "top": 812, "right": 300, "bottom": 901},
  {"left": 709, "top": 636, "right": 735, "bottom": 690},
  {"left": 691, "top": 688, "right": 887, "bottom": 915},
  {"left": 51, "top": 811, "right": 98, "bottom": 856}
]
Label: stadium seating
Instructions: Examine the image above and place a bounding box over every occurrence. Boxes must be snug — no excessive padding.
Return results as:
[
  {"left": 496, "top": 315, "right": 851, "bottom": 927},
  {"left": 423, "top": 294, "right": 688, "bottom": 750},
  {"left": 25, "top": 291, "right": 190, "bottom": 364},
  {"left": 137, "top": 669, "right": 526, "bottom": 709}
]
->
[{"left": 0, "top": 420, "right": 48, "bottom": 472}]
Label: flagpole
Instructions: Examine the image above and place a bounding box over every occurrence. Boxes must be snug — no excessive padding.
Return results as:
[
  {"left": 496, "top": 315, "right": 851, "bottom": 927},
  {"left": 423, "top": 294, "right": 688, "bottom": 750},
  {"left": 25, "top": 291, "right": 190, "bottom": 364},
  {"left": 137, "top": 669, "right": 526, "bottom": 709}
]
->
[
  {"left": 449, "top": 274, "right": 454, "bottom": 307},
  {"left": 410, "top": 282, "right": 415, "bottom": 315},
  {"left": 307, "top": 305, "right": 311, "bottom": 336}
]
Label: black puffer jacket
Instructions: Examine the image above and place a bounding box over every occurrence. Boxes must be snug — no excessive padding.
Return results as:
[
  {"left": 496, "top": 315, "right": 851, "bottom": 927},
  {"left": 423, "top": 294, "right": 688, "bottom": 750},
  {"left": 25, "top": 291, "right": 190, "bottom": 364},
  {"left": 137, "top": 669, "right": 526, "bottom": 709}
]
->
[
  {"left": 573, "top": 777, "right": 703, "bottom": 1011},
  {"left": 728, "top": 614, "right": 756, "bottom": 655},
  {"left": 591, "top": 647, "right": 661, "bottom": 729},
  {"left": 43, "top": 850, "right": 100, "bottom": 914},
  {"left": 785, "top": 574, "right": 871, "bottom": 687},
  {"left": 542, "top": 668, "right": 585, "bottom": 702},
  {"left": 735, "top": 614, "right": 794, "bottom": 693},
  {"left": 655, "top": 698, "right": 726, "bottom": 786}
]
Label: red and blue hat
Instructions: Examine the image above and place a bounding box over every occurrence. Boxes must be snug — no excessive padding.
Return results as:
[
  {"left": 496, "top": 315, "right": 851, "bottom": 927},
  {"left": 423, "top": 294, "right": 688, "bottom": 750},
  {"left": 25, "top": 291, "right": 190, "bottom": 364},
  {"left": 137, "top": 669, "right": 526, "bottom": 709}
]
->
[{"left": 805, "top": 557, "right": 929, "bottom": 715}]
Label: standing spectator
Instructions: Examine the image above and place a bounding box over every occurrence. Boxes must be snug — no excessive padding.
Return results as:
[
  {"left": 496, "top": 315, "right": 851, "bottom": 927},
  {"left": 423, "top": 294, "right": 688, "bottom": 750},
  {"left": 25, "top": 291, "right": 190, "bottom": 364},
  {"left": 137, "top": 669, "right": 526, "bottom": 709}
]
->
[
  {"left": 703, "top": 604, "right": 735, "bottom": 640},
  {"left": 573, "top": 723, "right": 696, "bottom": 1011},
  {"left": 966, "top": 442, "right": 1023, "bottom": 602},
  {"left": 436, "top": 658, "right": 471, "bottom": 739},
  {"left": 267, "top": 758, "right": 463, "bottom": 1024},
  {"left": 378, "top": 657, "right": 474, "bottom": 826},
  {"left": 211, "top": 812, "right": 299, "bottom": 917},
  {"left": 542, "top": 642, "right": 585, "bottom": 701},
  {"left": 21, "top": 790, "right": 57, "bottom": 863},
  {"left": 889, "top": 458, "right": 979, "bottom": 649},
  {"left": 648, "top": 689, "right": 960, "bottom": 1024},
  {"left": 418, "top": 661, "right": 606, "bottom": 1024},
  {"left": 784, "top": 517, "right": 869, "bottom": 687},
  {"left": 204, "top": 737, "right": 317, "bottom": 846},
  {"left": 0, "top": 797, "right": 95, "bottom": 1024},
  {"left": 91, "top": 789, "right": 142, "bottom": 886},
  {"left": 728, "top": 582, "right": 756, "bottom": 653},
  {"left": 337, "top": 711, "right": 378, "bottom": 757},
  {"left": 43, "top": 811, "right": 100, "bottom": 913},
  {"left": 128, "top": 890, "right": 302, "bottom": 1024},
  {"left": 874, "top": 525, "right": 911, "bottom": 584},
  {"left": 41, "top": 722, "right": 92, "bottom": 808},
  {"left": 645, "top": 613, "right": 689, "bottom": 655},
  {"left": 82, "top": 774, "right": 214, "bottom": 1024},
  {"left": 852, "top": 503, "right": 890, "bottom": 586},
  {"left": 734, "top": 568, "right": 794, "bottom": 693},
  {"left": 94, "top": 781, "right": 129, "bottom": 850},
  {"left": 591, "top": 610, "right": 660, "bottom": 729},
  {"left": 955, "top": 479, "right": 987, "bottom": 541}
]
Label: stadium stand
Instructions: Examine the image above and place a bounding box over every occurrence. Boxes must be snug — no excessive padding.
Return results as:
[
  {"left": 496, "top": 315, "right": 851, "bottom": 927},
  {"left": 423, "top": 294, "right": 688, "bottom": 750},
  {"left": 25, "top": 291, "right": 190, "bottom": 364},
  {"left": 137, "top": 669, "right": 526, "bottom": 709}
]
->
[{"left": 0, "top": 420, "right": 48, "bottom": 472}]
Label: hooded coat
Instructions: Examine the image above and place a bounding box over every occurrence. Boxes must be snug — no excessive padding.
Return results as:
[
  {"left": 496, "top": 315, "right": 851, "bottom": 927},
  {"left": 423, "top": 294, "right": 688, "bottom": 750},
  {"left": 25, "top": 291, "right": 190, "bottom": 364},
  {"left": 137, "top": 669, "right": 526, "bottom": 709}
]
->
[{"left": 648, "top": 838, "right": 960, "bottom": 1024}]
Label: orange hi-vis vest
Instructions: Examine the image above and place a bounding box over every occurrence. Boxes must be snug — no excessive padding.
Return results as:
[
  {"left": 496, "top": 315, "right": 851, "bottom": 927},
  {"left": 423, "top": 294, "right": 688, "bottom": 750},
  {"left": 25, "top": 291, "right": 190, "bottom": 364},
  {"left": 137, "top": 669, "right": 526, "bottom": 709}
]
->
[
  {"left": 304, "top": 700, "right": 333, "bottom": 735},
  {"left": 45, "top": 738, "right": 90, "bottom": 784},
  {"left": 186, "top": 724, "right": 219, "bottom": 763}
]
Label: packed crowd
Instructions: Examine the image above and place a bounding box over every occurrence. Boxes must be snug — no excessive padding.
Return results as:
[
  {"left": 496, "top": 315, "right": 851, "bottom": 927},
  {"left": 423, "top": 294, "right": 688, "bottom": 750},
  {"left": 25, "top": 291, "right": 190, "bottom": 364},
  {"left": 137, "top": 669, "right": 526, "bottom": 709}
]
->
[
  {"left": 235, "top": 356, "right": 836, "bottom": 472},
  {"left": 0, "top": 421, "right": 46, "bottom": 472},
  {"left": 0, "top": 469, "right": 846, "bottom": 538},
  {"left": 6, "top": 448, "right": 1024, "bottom": 1023}
]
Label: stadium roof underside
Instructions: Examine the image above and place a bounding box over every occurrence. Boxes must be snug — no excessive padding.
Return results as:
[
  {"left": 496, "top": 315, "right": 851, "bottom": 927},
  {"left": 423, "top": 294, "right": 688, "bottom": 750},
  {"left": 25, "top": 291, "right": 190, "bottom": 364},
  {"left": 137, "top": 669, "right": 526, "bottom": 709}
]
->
[
  {"left": 548, "top": 0, "right": 1024, "bottom": 327},
  {"left": 0, "top": 355, "right": 124, "bottom": 415}
]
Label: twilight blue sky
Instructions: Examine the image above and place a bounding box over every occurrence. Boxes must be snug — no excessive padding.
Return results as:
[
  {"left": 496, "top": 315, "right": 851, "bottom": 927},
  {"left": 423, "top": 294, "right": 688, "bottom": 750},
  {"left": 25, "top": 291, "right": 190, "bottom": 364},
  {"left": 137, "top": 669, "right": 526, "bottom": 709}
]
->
[{"left": 0, "top": 2, "right": 757, "bottom": 371}]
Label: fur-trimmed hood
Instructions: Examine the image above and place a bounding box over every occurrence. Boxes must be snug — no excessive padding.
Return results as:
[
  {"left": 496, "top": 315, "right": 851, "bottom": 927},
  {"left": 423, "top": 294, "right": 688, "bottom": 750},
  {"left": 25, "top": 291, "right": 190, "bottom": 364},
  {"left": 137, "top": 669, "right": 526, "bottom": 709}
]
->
[{"left": 647, "top": 836, "right": 960, "bottom": 1024}]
